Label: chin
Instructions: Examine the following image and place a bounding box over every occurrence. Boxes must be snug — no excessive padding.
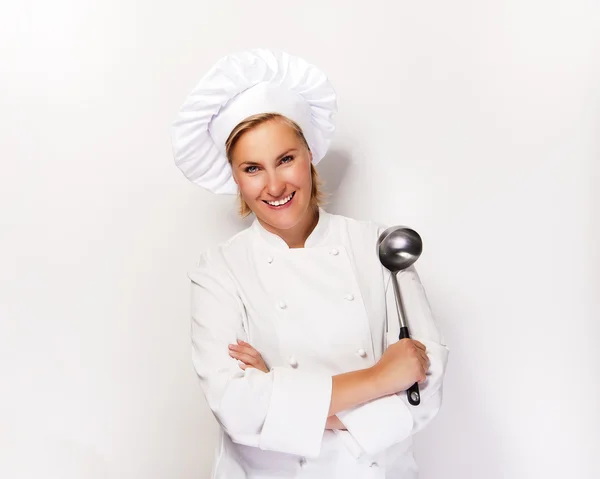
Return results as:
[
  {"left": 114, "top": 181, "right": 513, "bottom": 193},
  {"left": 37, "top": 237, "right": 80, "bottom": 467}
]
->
[
  {"left": 255, "top": 197, "right": 309, "bottom": 231},
  {"left": 262, "top": 210, "right": 300, "bottom": 231},
  {"left": 267, "top": 217, "right": 300, "bottom": 231}
]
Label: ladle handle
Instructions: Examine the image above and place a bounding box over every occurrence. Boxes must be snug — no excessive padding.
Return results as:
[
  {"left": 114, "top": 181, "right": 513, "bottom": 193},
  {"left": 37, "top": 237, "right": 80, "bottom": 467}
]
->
[{"left": 399, "top": 326, "right": 421, "bottom": 406}]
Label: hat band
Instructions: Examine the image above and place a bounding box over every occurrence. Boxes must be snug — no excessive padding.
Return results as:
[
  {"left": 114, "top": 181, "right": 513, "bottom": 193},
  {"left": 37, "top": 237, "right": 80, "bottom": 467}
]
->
[{"left": 208, "top": 82, "right": 314, "bottom": 159}]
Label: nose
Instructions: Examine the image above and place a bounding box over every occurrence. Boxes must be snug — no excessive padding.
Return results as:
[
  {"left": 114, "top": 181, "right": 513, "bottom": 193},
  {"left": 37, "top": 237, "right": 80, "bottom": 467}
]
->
[{"left": 266, "top": 171, "right": 286, "bottom": 197}]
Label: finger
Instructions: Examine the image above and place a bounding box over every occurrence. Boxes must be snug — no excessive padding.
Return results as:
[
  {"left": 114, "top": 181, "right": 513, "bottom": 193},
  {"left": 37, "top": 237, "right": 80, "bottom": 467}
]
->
[
  {"left": 237, "top": 339, "right": 260, "bottom": 354},
  {"left": 419, "top": 351, "right": 430, "bottom": 369},
  {"left": 230, "top": 346, "right": 268, "bottom": 373},
  {"left": 418, "top": 361, "right": 428, "bottom": 382},
  {"left": 229, "top": 344, "right": 260, "bottom": 360},
  {"left": 239, "top": 346, "right": 261, "bottom": 361},
  {"left": 229, "top": 350, "right": 258, "bottom": 366},
  {"left": 412, "top": 340, "right": 427, "bottom": 352},
  {"left": 421, "top": 363, "right": 429, "bottom": 383}
]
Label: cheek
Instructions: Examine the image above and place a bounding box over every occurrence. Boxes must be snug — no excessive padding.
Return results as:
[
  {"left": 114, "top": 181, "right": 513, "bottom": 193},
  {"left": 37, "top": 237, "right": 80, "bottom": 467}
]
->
[
  {"left": 287, "top": 161, "right": 312, "bottom": 187},
  {"left": 236, "top": 175, "right": 264, "bottom": 200}
]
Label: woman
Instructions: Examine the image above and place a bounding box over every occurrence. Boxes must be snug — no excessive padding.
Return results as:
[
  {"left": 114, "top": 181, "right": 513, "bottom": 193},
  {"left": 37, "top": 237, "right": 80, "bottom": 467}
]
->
[{"left": 172, "top": 49, "right": 449, "bottom": 479}]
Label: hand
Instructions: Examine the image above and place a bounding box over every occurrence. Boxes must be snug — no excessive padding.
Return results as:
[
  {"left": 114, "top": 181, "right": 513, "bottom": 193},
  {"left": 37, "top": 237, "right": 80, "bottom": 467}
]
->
[
  {"left": 228, "top": 339, "right": 269, "bottom": 373},
  {"left": 371, "top": 339, "right": 430, "bottom": 397}
]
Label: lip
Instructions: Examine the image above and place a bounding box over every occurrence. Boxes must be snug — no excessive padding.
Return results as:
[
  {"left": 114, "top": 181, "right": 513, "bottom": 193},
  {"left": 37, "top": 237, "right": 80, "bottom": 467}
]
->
[{"left": 262, "top": 191, "right": 295, "bottom": 210}]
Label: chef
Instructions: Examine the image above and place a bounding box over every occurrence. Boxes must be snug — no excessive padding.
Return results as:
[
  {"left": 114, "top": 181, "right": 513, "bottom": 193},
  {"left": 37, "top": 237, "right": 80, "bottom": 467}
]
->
[{"left": 171, "top": 49, "right": 449, "bottom": 479}]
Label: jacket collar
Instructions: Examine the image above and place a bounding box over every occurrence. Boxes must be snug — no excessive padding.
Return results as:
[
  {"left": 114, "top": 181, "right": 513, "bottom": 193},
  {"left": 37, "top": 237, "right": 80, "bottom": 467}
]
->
[{"left": 252, "top": 207, "right": 331, "bottom": 249}]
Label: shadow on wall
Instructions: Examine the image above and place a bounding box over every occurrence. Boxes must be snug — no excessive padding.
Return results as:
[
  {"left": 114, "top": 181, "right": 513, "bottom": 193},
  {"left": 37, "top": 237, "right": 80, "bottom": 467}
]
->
[
  {"left": 315, "top": 149, "right": 352, "bottom": 214},
  {"left": 414, "top": 291, "right": 509, "bottom": 479}
]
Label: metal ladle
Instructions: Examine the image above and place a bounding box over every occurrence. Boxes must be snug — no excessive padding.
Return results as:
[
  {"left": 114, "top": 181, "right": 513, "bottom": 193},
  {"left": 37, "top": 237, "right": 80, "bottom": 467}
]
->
[{"left": 377, "top": 226, "right": 423, "bottom": 406}]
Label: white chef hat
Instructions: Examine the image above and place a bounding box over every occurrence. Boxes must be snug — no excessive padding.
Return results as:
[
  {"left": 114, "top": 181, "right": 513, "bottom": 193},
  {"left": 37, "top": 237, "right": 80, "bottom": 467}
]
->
[{"left": 171, "top": 49, "right": 338, "bottom": 194}]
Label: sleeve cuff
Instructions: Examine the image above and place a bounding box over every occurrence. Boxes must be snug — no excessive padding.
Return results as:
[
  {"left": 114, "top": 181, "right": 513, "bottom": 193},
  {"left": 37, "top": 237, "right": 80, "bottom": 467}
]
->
[
  {"left": 336, "top": 394, "right": 414, "bottom": 456},
  {"left": 259, "top": 367, "right": 332, "bottom": 458}
]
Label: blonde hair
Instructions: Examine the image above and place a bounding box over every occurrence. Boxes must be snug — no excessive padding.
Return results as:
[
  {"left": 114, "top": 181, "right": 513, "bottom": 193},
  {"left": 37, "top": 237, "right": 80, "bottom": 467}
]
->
[{"left": 225, "top": 113, "right": 326, "bottom": 218}]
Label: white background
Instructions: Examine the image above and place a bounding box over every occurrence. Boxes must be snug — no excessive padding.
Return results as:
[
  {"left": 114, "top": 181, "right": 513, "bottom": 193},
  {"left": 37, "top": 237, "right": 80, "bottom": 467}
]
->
[{"left": 1, "top": 1, "right": 599, "bottom": 478}]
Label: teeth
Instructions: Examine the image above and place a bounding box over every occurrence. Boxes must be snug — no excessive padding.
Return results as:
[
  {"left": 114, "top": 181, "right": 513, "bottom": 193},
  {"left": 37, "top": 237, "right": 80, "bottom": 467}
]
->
[{"left": 267, "top": 193, "right": 293, "bottom": 206}]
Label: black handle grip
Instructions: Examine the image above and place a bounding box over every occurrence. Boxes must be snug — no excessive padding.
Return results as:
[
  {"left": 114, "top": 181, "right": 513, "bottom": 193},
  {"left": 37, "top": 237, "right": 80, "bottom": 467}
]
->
[{"left": 399, "top": 326, "right": 421, "bottom": 406}]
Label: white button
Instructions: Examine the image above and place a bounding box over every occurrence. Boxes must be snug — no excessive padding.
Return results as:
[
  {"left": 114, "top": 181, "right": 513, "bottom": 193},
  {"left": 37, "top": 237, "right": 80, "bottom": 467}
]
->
[
  {"left": 267, "top": 256, "right": 274, "bottom": 264},
  {"left": 369, "top": 462, "right": 378, "bottom": 467},
  {"left": 278, "top": 301, "right": 287, "bottom": 309},
  {"left": 299, "top": 457, "right": 307, "bottom": 467},
  {"left": 289, "top": 356, "right": 298, "bottom": 368},
  {"left": 330, "top": 248, "right": 339, "bottom": 255},
  {"left": 345, "top": 293, "right": 354, "bottom": 301},
  {"left": 357, "top": 348, "right": 367, "bottom": 358}
]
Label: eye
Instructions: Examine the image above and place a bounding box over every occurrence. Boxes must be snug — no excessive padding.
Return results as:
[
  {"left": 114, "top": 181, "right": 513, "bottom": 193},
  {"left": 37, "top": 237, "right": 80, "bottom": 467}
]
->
[
  {"left": 244, "top": 165, "right": 259, "bottom": 174},
  {"left": 280, "top": 155, "right": 294, "bottom": 164}
]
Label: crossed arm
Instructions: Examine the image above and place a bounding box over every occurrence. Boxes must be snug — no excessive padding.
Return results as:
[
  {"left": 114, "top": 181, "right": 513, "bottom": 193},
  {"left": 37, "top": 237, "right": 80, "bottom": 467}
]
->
[
  {"left": 229, "top": 339, "right": 349, "bottom": 430},
  {"left": 191, "top": 251, "right": 448, "bottom": 458}
]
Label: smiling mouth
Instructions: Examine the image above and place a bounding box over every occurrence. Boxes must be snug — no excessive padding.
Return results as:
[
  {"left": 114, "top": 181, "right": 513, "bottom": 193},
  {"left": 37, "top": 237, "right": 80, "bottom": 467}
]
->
[{"left": 263, "top": 191, "right": 295, "bottom": 207}]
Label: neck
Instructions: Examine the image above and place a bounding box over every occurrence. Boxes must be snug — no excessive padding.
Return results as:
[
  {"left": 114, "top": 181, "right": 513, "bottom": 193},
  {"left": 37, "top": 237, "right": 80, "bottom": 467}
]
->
[{"left": 258, "top": 205, "right": 319, "bottom": 248}]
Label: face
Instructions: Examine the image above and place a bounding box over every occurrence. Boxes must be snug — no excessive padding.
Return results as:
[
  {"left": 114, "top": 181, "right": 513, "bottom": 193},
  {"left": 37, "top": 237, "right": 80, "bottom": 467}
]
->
[{"left": 230, "top": 120, "right": 314, "bottom": 232}]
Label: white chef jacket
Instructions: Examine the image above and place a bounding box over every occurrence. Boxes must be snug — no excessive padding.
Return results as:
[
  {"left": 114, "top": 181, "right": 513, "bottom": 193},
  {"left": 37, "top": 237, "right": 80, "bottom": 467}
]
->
[{"left": 188, "top": 208, "right": 449, "bottom": 479}]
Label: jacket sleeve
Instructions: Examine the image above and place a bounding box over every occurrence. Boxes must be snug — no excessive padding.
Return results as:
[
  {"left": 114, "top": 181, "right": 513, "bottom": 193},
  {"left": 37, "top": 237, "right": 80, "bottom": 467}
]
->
[
  {"left": 189, "top": 249, "right": 332, "bottom": 458},
  {"left": 335, "top": 263, "right": 449, "bottom": 457}
]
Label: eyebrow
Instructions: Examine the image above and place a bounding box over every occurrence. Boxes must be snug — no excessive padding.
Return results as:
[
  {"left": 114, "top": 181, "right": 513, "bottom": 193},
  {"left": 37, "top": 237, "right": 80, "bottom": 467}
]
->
[{"left": 237, "top": 148, "right": 298, "bottom": 168}]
